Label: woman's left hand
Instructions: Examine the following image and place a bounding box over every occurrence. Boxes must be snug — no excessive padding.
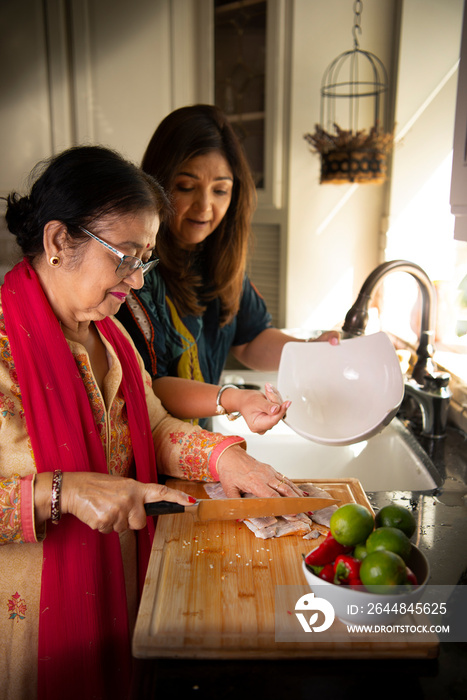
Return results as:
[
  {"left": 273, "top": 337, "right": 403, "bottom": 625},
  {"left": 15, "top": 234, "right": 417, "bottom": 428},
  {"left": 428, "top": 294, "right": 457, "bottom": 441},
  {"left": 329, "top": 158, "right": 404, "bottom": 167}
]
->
[
  {"left": 234, "top": 383, "right": 290, "bottom": 435},
  {"left": 311, "top": 330, "right": 340, "bottom": 345},
  {"left": 215, "top": 444, "right": 303, "bottom": 499}
]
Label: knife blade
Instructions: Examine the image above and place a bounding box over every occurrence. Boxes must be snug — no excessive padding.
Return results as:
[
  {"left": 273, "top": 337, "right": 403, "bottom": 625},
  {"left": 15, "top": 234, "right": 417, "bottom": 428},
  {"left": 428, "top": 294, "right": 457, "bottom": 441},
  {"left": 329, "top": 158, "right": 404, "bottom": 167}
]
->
[{"left": 144, "top": 496, "right": 340, "bottom": 521}]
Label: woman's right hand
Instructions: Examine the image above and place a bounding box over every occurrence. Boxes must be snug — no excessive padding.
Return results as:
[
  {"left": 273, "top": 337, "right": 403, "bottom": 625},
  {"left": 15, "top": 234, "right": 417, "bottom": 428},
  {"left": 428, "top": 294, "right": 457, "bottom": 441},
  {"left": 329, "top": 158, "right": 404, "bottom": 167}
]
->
[{"left": 40, "top": 472, "right": 195, "bottom": 534}]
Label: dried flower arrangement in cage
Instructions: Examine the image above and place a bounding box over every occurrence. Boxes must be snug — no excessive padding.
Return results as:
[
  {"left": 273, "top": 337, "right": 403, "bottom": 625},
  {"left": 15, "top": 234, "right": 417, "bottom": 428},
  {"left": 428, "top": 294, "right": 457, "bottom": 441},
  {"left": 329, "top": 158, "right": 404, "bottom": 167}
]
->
[
  {"left": 304, "top": 123, "right": 394, "bottom": 185},
  {"left": 305, "top": 1, "right": 393, "bottom": 185}
]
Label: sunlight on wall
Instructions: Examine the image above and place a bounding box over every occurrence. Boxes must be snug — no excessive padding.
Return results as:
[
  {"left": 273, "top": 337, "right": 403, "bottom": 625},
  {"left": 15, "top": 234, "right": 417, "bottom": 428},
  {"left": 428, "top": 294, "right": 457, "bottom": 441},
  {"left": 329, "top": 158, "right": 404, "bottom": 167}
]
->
[
  {"left": 301, "top": 267, "right": 355, "bottom": 332},
  {"left": 381, "top": 153, "right": 467, "bottom": 348},
  {"left": 315, "top": 185, "right": 359, "bottom": 237},
  {"left": 386, "top": 153, "right": 456, "bottom": 278}
]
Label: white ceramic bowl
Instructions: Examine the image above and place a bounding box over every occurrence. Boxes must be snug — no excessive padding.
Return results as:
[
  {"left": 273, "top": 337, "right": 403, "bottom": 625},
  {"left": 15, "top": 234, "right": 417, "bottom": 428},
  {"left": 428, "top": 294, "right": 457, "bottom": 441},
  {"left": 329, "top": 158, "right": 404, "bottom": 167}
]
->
[
  {"left": 277, "top": 332, "right": 404, "bottom": 446},
  {"left": 302, "top": 544, "right": 430, "bottom": 624}
]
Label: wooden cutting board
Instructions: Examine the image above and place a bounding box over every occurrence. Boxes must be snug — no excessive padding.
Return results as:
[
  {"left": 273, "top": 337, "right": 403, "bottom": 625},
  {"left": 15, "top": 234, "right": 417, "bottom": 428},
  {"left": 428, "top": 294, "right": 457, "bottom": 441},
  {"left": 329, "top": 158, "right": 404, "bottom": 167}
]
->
[{"left": 133, "top": 478, "right": 438, "bottom": 659}]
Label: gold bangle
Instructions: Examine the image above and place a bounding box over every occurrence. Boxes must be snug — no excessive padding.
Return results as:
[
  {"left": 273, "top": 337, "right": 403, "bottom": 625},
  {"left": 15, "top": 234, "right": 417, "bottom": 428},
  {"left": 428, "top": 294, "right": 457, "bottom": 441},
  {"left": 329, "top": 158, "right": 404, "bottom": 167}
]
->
[
  {"left": 215, "top": 384, "right": 241, "bottom": 421},
  {"left": 51, "top": 470, "right": 63, "bottom": 524}
]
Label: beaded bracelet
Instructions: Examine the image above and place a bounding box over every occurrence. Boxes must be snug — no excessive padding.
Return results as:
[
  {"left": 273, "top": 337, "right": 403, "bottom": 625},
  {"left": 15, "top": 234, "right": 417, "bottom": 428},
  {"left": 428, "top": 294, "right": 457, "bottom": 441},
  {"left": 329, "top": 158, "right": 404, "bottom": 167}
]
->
[
  {"left": 51, "top": 469, "right": 63, "bottom": 524},
  {"left": 215, "top": 384, "right": 241, "bottom": 421}
]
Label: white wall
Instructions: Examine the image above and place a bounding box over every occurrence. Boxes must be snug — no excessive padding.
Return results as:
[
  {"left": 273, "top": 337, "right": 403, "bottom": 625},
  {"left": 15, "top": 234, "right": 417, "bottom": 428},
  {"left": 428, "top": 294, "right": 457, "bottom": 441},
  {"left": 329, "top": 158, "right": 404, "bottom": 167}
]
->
[
  {"left": 285, "top": 0, "right": 398, "bottom": 331},
  {"left": 381, "top": 0, "right": 465, "bottom": 347},
  {"left": 283, "top": 0, "right": 464, "bottom": 333},
  {"left": 387, "top": 0, "right": 463, "bottom": 276}
]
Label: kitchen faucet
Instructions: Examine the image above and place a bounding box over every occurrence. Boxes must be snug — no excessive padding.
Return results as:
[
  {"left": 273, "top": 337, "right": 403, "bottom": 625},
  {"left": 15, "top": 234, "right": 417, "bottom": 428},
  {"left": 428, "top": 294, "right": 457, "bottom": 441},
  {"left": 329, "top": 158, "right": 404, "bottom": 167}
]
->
[{"left": 342, "top": 260, "right": 451, "bottom": 438}]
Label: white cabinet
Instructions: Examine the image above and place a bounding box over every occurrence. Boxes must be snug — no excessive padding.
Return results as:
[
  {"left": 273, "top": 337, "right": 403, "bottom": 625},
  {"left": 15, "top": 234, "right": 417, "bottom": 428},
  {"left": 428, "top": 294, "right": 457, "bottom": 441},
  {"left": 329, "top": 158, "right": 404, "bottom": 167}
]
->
[{"left": 450, "top": 1, "right": 467, "bottom": 241}]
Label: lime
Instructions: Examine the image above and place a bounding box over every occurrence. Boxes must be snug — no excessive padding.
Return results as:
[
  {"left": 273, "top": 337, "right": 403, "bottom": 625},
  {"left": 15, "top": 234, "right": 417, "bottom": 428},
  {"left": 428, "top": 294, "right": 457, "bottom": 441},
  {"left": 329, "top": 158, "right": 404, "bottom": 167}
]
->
[
  {"left": 360, "top": 550, "right": 408, "bottom": 593},
  {"left": 366, "top": 526, "right": 412, "bottom": 563},
  {"left": 375, "top": 504, "right": 416, "bottom": 538},
  {"left": 329, "top": 503, "right": 374, "bottom": 547},
  {"left": 353, "top": 542, "right": 368, "bottom": 561}
]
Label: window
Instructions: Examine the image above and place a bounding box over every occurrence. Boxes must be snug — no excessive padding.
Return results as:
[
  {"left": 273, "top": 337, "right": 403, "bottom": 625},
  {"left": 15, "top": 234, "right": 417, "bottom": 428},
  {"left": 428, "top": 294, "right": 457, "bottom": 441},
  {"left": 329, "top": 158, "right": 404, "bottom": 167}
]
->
[{"left": 372, "top": 2, "right": 467, "bottom": 384}]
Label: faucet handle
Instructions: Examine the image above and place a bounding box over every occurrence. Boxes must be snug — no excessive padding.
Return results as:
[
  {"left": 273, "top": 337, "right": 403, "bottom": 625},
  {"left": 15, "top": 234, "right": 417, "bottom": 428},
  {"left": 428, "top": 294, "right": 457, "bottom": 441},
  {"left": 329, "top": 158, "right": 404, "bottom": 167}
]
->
[{"left": 421, "top": 371, "right": 451, "bottom": 393}]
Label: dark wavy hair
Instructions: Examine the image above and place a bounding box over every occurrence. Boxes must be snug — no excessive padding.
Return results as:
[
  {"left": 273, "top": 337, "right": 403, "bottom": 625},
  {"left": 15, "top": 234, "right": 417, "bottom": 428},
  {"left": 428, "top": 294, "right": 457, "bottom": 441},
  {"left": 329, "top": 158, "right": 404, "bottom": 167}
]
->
[
  {"left": 141, "top": 104, "right": 256, "bottom": 325},
  {"left": 5, "top": 145, "right": 168, "bottom": 258}
]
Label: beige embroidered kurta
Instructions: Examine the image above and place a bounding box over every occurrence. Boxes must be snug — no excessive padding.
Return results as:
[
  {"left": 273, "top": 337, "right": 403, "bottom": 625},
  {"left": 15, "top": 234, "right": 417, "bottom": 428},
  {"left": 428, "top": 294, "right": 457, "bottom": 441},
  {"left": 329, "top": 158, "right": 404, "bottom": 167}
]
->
[{"left": 0, "top": 307, "right": 244, "bottom": 700}]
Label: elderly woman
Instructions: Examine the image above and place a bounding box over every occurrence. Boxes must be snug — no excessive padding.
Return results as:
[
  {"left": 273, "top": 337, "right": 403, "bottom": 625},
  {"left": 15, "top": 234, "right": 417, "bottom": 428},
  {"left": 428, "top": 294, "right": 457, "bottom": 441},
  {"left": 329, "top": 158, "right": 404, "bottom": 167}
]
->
[
  {"left": 0, "top": 145, "right": 301, "bottom": 700},
  {"left": 116, "top": 104, "right": 338, "bottom": 426}
]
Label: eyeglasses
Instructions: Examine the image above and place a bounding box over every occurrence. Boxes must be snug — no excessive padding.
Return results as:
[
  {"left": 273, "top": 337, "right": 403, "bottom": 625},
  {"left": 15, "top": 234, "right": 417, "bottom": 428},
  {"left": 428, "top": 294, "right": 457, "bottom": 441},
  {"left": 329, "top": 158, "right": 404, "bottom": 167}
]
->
[{"left": 78, "top": 226, "right": 159, "bottom": 278}]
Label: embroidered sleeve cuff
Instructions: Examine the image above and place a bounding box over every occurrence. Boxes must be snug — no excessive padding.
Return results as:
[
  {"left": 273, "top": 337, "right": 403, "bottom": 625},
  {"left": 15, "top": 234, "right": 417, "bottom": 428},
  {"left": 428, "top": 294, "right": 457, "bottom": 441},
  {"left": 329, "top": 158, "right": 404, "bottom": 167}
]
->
[
  {"left": 208, "top": 436, "right": 246, "bottom": 481},
  {"left": 169, "top": 429, "right": 246, "bottom": 483},
  {"left": 0, "top": 474, "right": 37, "bottom": 544}
]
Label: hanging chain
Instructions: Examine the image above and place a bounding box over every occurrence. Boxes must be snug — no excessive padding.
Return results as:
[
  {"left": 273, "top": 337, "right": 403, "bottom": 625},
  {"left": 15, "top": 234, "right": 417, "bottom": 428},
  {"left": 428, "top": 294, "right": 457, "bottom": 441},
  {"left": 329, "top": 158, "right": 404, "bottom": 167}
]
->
[{"left": 352, "top": 0, "right": 363, "bottom": 48}]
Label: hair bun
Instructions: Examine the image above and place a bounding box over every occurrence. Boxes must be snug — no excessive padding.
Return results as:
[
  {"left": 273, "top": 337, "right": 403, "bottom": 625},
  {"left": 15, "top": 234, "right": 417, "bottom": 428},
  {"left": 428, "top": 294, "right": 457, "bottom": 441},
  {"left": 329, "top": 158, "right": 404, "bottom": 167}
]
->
[{"left": 4, "top": 193, "right": 36, "bottom": 248}]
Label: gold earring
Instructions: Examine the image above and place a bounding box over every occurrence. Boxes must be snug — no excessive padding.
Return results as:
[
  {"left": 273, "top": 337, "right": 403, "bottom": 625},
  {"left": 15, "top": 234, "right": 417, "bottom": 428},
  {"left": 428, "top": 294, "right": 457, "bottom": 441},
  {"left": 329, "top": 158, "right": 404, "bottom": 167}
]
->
[{"left": 49, "top": 256, "right": 60, "bottom": 267}]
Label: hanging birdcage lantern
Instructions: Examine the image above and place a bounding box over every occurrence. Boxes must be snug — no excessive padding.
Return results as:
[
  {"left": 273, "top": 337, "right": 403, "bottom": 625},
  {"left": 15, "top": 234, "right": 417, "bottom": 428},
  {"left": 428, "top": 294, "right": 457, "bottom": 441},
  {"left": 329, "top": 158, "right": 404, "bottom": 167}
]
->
[{"left": 304, "top": 0, "right": 393, "bottom": 184}]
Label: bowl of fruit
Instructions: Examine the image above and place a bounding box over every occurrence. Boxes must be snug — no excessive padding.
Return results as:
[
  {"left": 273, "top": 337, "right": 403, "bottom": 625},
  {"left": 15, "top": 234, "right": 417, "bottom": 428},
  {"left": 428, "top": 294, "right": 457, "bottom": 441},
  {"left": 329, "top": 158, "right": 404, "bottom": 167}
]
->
[{"left": 302, "top": 503, "right": 430, "bottom": 625}]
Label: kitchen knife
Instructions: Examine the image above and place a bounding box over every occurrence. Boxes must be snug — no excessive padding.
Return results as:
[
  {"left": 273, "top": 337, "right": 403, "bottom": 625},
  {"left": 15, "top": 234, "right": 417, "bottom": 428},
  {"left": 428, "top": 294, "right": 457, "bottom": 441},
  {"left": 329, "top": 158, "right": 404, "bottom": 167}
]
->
[{"left": 144, "top": 496, "right": 340, "bottom": 521}]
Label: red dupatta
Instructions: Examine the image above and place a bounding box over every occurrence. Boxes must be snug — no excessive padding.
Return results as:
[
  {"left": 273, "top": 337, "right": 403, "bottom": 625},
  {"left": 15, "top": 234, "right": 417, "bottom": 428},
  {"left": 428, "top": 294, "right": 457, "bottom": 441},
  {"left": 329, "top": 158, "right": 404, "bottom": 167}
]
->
[{"left": 1, "top": 259, "right": 156, "bottom": 700}]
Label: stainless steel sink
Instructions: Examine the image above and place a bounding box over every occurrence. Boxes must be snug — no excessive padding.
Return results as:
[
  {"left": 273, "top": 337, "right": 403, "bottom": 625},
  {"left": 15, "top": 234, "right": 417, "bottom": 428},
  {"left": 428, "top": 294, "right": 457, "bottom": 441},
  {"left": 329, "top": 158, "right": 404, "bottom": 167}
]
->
[{"left": 213, "top": 371, "right": 441, "bottom": 492}]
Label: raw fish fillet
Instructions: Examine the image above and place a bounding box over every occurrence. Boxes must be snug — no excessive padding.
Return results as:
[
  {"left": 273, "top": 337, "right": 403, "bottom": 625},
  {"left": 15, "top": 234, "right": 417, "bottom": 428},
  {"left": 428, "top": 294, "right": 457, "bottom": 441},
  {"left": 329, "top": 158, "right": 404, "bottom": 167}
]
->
[
  {"left": 299, "top": 482, "right": 338, "bottom": 528},
  {"left": 243, "top": 518, "right": 310, "bottom": 539},
  {"left": 203, "top": 481, "right": 334, "bottom": 539}
]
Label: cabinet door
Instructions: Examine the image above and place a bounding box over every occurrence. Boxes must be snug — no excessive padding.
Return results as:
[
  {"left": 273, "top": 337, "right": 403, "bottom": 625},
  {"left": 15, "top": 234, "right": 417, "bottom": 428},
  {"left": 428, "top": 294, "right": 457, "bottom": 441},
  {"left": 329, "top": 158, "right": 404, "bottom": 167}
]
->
[
  {"left": 199, "top": 0, "right": 290, "bottom": 328},
  {"left": 211, "top": 0, "right": 289, "bottom": 210},
  {"left": 451, "top": 2, "right": 467, "bottom": 241}
]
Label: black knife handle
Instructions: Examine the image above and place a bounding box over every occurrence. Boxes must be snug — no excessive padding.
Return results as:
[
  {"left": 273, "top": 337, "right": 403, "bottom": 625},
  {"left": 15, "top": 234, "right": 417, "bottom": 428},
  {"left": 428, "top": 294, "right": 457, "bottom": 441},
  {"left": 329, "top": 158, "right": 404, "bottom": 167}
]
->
[{"left": 144, "top": 501, "right": 186, "bottom": 516}]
